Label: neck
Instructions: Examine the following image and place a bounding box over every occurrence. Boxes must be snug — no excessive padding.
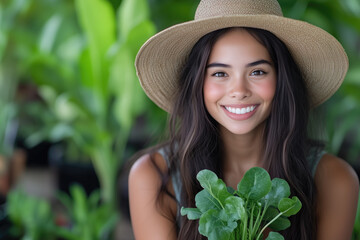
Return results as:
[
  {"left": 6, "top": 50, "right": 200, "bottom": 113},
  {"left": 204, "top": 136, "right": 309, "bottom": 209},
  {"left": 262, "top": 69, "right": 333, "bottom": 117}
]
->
[{"left": 220, "top": 123, "right": 267, "bottom": 187}]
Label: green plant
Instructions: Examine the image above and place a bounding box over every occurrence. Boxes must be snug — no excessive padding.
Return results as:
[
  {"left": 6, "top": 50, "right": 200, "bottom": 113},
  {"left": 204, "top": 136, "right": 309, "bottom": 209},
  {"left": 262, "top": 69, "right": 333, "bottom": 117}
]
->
[
  {"left": 0, "top": 0, "right": 25, "bottom": 158},
  {"left": 56, "top": 184, "right": 117, "bottom": 240},
  {"left": 7, "top": 190, "right": 57, "bottom": 240},
  {"left": 181, "top": 168, "right": 302, "bottom": 240},
  {"left": 17, "top": 0, "right": 156, "bottom": 208},
  {"left": 1, "top": 0, "right": 161, "bottom": 237},
  {"left": 6, "top": 185, "right": 116, "bottom": 240}
]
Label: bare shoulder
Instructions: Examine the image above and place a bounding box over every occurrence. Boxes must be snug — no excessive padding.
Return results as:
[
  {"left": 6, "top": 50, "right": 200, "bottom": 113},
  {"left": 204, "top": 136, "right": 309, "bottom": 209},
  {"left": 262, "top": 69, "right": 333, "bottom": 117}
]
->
[
  {"left": 128, "top": 152, "right": 177, "bottom": 240},
  {"left": 315, "top": 154, "right": 359, "bottom": 195},
  {"left": 315, "top": 153, "right": 359, "bottom": 240},
  {"left": 129, "top": 154, "right": 164, "bottom": 186}
]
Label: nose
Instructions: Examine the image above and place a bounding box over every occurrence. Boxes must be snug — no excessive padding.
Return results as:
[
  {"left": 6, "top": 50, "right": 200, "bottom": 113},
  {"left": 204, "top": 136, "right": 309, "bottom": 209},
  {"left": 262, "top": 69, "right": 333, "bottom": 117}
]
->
[{"left": 229, "top": 76, "right": 251, "bottom": 99}]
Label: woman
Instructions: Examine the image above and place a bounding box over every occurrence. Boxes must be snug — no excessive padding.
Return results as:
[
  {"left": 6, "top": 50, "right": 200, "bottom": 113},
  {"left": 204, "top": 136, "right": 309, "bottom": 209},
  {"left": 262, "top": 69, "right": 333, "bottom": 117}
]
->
[{"left": 129, "top": 0, "right": 359, "bottom": 239}]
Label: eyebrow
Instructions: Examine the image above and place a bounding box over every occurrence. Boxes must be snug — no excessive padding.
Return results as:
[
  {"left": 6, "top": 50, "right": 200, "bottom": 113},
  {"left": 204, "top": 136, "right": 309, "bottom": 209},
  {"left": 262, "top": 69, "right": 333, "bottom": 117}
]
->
[
  {"left": 206, "top": 63, "right": 230, "bottom": 68},
  {"left": 206, "top": 59, "right": 272, "bottom": 69},
  {"left": 246, "top": 59, "right": 272, "bottom": 67}
]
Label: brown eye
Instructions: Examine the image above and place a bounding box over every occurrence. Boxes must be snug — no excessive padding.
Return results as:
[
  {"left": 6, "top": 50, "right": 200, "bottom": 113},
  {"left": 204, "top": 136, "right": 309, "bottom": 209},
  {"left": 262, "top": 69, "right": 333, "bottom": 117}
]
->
[
  {"left": 212, "top": 72, "right": 227, "bottom": 77},
  {"left": 251, "top": 70, "right": 266, "bottom": 76}
]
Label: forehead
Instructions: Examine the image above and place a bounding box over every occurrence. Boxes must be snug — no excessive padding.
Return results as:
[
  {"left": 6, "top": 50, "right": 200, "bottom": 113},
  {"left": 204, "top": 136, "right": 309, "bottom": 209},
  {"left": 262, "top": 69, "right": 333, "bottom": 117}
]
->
[{"left": 208, "top": 29, "right": 271, "bottom": 63}]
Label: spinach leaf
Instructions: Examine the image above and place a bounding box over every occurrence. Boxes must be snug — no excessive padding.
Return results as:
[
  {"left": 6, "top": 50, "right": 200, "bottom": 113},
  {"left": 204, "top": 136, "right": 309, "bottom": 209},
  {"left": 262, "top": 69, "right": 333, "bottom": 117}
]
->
[
  {"left": 180, "top": 207, "right": 201, "bottom": 220},
  {"left": 263, "top": 207, "right": 290, "bottom": 231},
  {"left": 197, "top": 169, "right": 232, "bottom": 208},
  {"left": 278, "top": 197, "right": 302, "bottom": 217},
  {"left": 263, "top": 178, "right": 290, "bottom": 208},
  {"left": 199, "top": 209, "right": 237, "bottom": 240},
  {"left": 195, "top": 189, "right": 223, "bottom": 212},
  {"left": 238, "top": 167, "right": 272, "bottom": 201},
  {"left": 223, "top": 196, "right": 246, "bottom": 222},
  {"left": 265, "top": 231, "right": 285, "bottom": 240}
]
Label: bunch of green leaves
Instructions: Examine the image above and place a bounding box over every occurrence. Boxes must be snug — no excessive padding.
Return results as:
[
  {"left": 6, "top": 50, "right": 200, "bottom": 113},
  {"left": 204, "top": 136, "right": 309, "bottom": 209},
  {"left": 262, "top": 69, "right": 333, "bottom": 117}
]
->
[{"left": 181, "top": 167, "right": 302, "bottom": 240}]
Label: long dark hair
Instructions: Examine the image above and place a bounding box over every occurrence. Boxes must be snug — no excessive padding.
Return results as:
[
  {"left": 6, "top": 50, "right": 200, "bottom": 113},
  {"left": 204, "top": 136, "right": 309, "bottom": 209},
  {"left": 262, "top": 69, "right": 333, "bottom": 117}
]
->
[{"left": 155, "top": 27, "right": 317, "bottom": 239}]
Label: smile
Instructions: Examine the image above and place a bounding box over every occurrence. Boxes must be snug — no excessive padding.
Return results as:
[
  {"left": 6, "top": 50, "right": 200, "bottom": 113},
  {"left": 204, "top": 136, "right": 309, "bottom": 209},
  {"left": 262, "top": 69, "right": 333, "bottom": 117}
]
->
[{"left": 225, "top": 105, "right": 256, "bottom": 115}]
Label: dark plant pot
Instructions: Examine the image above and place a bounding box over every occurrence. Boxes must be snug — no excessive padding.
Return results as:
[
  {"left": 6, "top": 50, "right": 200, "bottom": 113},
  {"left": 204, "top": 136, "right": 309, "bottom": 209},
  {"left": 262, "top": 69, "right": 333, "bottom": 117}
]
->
[
  {"left": 56, "top": 162, "right": 100, "bottom": 196},
  {"left": 16, "top": 139, "right": 52, "bottom": 168}
]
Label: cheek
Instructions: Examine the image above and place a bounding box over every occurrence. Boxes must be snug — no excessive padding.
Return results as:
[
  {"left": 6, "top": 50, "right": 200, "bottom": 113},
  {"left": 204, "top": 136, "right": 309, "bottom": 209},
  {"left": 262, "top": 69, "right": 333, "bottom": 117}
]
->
[
  {"left": 203, "top": 80, "right": 225, "bottom": 108},
  {"left": 203, "top": 80, "right": 224, "bottom": 116},
  {"left": 257, "top": 78, "right": 276, "bottom": 102}
]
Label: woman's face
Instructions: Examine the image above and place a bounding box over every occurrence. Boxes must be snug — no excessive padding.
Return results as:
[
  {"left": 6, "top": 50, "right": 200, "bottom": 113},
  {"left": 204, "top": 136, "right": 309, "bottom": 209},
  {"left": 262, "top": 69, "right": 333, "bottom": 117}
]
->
[{"left": 203, "top": 29, "right": 276, "bottom": 136}]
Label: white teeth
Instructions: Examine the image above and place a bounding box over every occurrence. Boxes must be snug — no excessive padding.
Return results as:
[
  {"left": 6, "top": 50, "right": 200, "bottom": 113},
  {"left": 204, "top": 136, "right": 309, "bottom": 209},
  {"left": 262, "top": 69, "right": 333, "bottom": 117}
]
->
[{"left": 225, "top": 106, "right": 256, "bottom": 115}]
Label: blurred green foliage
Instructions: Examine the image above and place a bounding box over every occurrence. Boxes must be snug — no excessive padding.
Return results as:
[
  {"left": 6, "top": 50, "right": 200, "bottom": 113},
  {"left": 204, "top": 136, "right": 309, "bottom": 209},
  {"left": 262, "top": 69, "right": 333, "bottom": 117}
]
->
[
  {"left": 0, "top": 0, "right": 359, "bottom": 238},
  {"left": 56, "top": 185, "right": 116, "bottom": 240},
  {"left": 1, "top": 0, "right": 159, "bottom": 207},
  {"left": 1, "top": 0, "right": 161, "bottom": 238},
  {"left": 7, "top": 185, "right": 114, "bottom": 240},
  {"left": 0, "top": 0, "right": 24, "bottom": 157},
  {"left": 148, "top": 0, "right": 197, "bottom": 30},
  {"left": 7, "top": 190, "right": 57, "bottom": 240}
]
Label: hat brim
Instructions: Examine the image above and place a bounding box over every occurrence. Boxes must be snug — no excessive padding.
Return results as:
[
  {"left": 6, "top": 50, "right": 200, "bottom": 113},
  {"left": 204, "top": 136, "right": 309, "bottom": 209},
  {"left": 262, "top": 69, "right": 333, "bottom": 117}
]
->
[{"left": 136, "top": 15, "right": 348, "bottom": 112}]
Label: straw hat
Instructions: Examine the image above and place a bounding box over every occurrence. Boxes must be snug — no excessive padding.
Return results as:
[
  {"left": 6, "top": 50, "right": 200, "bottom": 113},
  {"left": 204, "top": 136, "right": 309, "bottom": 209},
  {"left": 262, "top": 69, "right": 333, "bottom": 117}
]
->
[{"left": 135, "top": 0, "right": 348, "bottom": 112}]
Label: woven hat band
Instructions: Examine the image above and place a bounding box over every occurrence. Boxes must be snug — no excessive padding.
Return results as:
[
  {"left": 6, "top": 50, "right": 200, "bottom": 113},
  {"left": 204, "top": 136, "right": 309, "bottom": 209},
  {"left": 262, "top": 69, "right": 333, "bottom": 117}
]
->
[{"left": 195, "top": 0, "right": 283, "bottom": 20}]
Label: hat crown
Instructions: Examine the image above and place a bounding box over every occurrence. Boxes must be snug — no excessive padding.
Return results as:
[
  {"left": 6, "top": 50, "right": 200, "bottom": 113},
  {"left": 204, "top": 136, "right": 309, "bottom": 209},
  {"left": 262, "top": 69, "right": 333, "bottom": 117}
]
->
[{"left": 195, "top": 0, "right": 283, "bottom": 20}]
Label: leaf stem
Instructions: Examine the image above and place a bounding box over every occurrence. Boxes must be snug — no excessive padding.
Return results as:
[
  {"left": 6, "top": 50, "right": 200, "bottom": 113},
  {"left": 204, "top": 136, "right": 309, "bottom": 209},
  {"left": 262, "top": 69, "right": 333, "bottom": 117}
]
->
[
  {"left": 256, "top": 211, "right": 283, "bottom": 240},
  {"left": 252, "top": 204, "right": 264, "bottom": 238},
  {"left": 242, "top": 218, "right": 248, "bottom": 240},
  {"left": 207, "top": 189, "right": 225, "bottom": 209},
  {"left": 249, "top": 202, "right": 254, "bottom": 235},
  {"left": 257, "top": 202, "right": 297, "bottom": 240},
  {"left": 242, "top": 200, "right": 249, "bottom": 240}
]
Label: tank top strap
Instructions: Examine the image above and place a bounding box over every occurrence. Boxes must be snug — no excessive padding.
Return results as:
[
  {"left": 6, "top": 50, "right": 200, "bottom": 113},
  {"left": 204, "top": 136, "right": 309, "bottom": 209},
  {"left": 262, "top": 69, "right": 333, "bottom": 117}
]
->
[
  {"left": 158, "top": 148, "right": 182, "bottom": 228},
  {"left": 307, "top": 147, "right": 326, "bottom": 177},
  {"left": 158, "top": 148, "right": 182, "bottom": 203}
]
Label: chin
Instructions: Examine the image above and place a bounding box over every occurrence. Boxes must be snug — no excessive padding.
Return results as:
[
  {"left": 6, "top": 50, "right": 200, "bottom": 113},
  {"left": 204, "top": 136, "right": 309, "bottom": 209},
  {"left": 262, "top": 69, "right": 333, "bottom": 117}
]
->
[
  {"left": 222, "top": 126, "right": 255, "bottom": 136},
  {"left": 221, "top": 121, "right": 267, "bottom": 137}
]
